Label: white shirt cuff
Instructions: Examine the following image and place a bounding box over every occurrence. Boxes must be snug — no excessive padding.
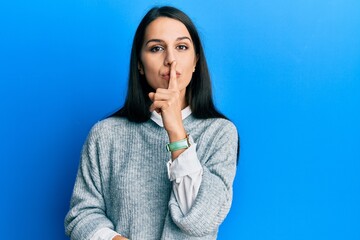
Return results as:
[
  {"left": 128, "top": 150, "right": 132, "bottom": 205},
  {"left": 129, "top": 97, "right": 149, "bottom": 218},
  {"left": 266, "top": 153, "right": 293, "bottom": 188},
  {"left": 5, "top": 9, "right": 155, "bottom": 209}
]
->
[{"left": 90, "top": 227, "right": 121, "bottom": 240}]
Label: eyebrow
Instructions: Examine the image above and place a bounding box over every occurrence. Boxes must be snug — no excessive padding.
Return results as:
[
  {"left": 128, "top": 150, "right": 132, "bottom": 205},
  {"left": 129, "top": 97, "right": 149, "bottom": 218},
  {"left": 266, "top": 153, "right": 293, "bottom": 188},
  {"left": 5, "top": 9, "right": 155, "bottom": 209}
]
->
[{"left": 145, "top": 36, "right": 192, "bottom": 46}]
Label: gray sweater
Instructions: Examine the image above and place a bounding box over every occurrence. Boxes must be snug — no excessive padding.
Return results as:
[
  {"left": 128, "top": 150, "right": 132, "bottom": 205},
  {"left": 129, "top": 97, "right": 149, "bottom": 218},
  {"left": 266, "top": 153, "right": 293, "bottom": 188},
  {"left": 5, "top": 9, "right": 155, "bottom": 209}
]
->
[{"left": 65, "top": 115, "right": 238, "bottom": 240}]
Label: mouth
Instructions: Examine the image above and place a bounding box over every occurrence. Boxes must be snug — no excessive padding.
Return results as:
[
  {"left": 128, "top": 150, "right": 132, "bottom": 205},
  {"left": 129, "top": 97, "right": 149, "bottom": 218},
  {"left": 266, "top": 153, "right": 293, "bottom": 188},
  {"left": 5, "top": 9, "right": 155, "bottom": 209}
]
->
[{"left": 161, "top": 72, "right": 181, "bottom": 80}]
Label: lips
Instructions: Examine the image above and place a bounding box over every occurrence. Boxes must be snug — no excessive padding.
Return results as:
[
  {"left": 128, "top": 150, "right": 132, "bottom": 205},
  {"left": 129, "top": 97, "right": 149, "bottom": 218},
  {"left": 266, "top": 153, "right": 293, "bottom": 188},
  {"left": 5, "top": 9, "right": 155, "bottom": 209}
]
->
[{"left": 161, "top": 72, "right": 181, "bottom": 80}]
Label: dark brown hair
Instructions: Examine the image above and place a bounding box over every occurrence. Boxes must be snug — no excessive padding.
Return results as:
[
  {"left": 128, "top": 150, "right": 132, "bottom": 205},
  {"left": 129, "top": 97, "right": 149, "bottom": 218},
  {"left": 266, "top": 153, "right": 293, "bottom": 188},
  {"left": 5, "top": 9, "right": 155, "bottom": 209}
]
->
[{"left": 112, "top": 6, "right": 226, "bottom": 122}]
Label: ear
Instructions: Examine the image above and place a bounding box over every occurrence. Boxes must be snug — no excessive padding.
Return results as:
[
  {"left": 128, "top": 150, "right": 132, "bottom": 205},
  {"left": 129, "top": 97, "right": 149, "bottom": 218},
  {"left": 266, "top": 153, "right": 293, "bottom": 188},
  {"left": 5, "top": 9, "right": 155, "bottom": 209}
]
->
[
  {"left": 193, "top": 54, "right": 199, "bottom": 72},
  {"left": 138, "top": 62, "right": 144, "bottom": 75}
]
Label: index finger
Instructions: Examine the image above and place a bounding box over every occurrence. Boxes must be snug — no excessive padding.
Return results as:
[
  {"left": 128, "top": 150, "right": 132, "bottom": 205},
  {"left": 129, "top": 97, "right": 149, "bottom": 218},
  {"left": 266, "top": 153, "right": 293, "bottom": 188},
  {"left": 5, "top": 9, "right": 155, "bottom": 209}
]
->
[{"left": 168, "top": 61, "right": 178, "bottom": 90}]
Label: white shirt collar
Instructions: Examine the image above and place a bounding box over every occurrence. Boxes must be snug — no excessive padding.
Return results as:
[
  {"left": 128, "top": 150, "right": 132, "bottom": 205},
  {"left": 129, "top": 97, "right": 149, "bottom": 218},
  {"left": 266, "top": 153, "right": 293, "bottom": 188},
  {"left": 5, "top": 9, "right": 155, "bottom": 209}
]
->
[{"left": 150, "top": 106, "right": 192, "bottom": 127}]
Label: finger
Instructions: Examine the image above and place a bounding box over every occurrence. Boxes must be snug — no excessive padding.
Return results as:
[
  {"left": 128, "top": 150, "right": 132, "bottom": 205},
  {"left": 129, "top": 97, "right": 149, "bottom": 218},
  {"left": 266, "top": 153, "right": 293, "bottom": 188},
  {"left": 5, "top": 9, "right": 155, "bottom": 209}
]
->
[
  {"left": 152, "top": 92, "right": 171, "bottom": 101},
  {"left": 149, "top": 101, "right": 161, "bottom": 113},
  {"left": 155, "top": 88, "right": 177, "bottom": 94},
  {"left": 168, "top": 61, "right": 178, "bottom": 90},
  {"left": 149, "top": 103, "right": 156, "bottom": 112},
  {"left": 148, "top": 92, "right": 155, "bottom": 101},
  {"left": 150, "top": 101, "right": 169, "bottom": 112},
  {"left": 149, "top": 102, "right": 162, "bottom": 113}
]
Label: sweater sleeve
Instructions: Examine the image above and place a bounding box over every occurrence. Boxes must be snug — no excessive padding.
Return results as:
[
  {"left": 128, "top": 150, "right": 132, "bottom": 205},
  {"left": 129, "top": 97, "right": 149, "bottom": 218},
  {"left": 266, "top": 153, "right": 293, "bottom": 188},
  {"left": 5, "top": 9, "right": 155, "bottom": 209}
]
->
[
  {"left": 167, "top": 140, "right": 203, "bottom": 215},
  {"left": 64, "top": 125, "right": 117, "bottom": 240},
  {"left": 167, "top": 121, "right": 238, "bottom": 237}
]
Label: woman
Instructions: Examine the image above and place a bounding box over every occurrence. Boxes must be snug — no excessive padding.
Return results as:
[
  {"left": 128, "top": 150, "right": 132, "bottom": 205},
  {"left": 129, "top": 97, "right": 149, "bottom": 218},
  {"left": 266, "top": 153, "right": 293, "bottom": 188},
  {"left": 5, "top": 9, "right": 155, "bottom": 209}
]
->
[{"left": 65, "top": 6, "right": 238, "bottom": 240}]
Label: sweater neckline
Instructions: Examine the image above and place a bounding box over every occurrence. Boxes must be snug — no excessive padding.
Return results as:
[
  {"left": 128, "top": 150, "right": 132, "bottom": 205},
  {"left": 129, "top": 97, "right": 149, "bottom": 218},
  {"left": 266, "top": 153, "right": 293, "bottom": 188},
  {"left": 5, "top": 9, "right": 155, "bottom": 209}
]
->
[{"left": 142, "top": 112, "right": 197, "bottom": 135}]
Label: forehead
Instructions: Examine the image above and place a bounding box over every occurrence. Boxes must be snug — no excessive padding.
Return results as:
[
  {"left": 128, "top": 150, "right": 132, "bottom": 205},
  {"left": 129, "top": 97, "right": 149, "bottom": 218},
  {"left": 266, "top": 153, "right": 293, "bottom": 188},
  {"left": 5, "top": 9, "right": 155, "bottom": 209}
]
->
[{"left": 144, "top": 17, "right": 191, "bottom": 41}]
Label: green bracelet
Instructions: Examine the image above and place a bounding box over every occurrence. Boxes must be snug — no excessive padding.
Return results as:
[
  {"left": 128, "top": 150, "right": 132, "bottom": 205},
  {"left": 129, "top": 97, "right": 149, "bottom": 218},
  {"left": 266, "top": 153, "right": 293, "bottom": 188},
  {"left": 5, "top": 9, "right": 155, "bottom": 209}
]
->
[{"left": 166, "top": 135, "right": 190, "bottom": 152}]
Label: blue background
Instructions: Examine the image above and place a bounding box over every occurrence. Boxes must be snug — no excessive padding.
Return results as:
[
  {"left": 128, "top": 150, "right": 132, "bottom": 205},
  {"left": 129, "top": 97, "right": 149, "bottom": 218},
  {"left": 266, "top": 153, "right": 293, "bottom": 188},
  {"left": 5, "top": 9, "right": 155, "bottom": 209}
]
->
[{"left": 1, "top": 0, "right": 359, "bottom": 239}]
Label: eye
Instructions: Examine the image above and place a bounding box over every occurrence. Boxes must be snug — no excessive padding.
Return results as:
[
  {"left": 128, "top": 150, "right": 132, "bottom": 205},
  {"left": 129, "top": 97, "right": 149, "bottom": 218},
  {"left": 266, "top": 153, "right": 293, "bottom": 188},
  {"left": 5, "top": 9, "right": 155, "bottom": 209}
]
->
[
  {"left": 177, "top": 45, "right": 188, "bottom": 51},
  {"left": 150, "top": 46, "right": 164, "bottom": 52}
]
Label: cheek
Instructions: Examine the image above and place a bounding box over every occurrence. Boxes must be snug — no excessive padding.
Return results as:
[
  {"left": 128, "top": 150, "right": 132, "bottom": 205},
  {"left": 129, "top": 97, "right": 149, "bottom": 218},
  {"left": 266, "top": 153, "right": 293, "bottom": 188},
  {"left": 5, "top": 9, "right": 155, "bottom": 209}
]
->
[
  {"left": 142, "top": 57, "right": 161, "bottom": 76},
  {"left": 142, "top": 64, "right": 157, "bottom": 82},
  {"left": 186, "top": 54, "right": 197, "bottom": 69},
  {"left": 179, "top": 65, "right": 195, "bottom": 88},
  {"left": 183, "top": 59, "right": 196, "bottom": 75},
  {"left": 140, "top": 53, "right": 154, "bottom": 71}
]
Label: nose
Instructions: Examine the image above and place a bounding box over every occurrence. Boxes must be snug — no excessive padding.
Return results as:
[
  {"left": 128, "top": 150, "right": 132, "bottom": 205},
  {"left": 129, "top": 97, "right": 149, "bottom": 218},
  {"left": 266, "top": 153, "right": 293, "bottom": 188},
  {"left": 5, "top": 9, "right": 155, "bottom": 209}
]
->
[{"left": 164, "top": 49, "right": 176, "bottom": 66}]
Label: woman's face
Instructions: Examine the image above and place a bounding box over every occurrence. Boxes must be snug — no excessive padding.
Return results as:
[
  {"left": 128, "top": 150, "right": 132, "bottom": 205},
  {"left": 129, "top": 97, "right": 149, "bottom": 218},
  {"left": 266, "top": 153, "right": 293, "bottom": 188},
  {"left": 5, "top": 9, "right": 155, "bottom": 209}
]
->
[{"left": 139, "top": 17, "right": 198, "bottom": 92}]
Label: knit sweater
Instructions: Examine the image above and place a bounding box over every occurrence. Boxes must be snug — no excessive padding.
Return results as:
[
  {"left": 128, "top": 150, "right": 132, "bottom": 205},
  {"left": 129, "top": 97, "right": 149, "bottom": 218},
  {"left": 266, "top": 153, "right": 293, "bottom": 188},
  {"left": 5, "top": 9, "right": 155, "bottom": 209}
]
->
[{"left": 65, "top": 115, "right": 238, "bottom": 240}]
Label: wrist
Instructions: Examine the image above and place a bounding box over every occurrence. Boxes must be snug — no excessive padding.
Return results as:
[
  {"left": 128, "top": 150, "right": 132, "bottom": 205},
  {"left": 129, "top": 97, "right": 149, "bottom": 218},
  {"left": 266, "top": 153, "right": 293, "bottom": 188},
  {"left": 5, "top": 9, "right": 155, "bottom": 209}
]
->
[
  {"left": 167, "top": 128, "right": 187, "bottom": 143},
  {"left": 166, "top": 134, "right": 190, "bottom": 152}
]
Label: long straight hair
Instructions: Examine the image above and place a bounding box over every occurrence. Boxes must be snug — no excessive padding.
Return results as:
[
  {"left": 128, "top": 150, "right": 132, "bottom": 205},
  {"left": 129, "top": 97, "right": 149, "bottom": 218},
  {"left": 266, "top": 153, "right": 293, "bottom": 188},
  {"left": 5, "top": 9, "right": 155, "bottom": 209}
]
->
[{"left": 112, "top": 6, "right": 226, "bottom": 122}]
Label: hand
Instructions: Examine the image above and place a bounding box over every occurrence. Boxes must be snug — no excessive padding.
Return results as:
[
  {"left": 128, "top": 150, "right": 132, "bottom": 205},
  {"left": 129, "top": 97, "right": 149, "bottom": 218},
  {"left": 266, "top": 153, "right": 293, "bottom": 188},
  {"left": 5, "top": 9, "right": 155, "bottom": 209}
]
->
[
  {"left": 112, "top": 235, "right": 129, "bottom": 240},
  {"left": 148, "top": 61, "right": 187, "bottom": 140}
]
